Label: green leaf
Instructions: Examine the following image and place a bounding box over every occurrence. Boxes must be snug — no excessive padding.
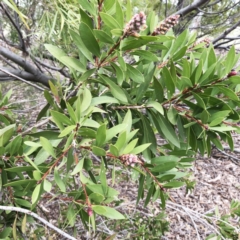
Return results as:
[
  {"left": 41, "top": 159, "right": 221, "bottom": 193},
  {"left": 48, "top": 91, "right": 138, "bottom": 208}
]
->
[
  {"left": 66, "top": 103, "right": 78, "bottom": 123},
  {"left": 136, "top": 63, "right": 156, "bottom": 103},
  {"left": 150, "top": 111, "right": 180, "bottom": 148},
  {"left": 54, "top": 168, "right": 66, "bottom": 192},
  {"left": 93, "top": 30, "right": 114, "bottom": 44},
  {"left": 122, "top": 138, "right": 138, "bottom": 154},
  {"left": 120, "top": 37, "right": 159, "bottom": 51},
  {"left": 0, "top": 227, "right": 12, "bottom": 238},
  {"left": 171, "top": 29, "right": 188, "bottom": 54},
  {"left": 43, "top": 179, "right": 52, "bottom": 192},
  {"left": 198, "top": 63, "right": 217, "bottom": 84},
  {"left": 79, "top": 68, "right": 96, "bottom": 82},
  {"left": 92, "top": 205, "right": 125, "bottom": 219},
  {"left": 146, "top": 101, "right": 164, "bottom": 115},
  {"left": 80, "top": 87, "right": 92, "bottom": 113},
  {"left": 109, "top": 144, "right": 119, "bottom": 157},
  {"left": 91, "top": 96, "right": 119, "bottom": 105},
  {"left": 111, "top": 29, "right": 124, "bottom": 36},
  {"left": 78, "top": 128, "right": 96, "bottom": 138},
  {"left": 80, "top": 8, "right": 93, "bottom": 29},
  {"left": 78, "top": 0, "right": 96, "bottom": 16},
  {"left": 130, "top": 50, "right": 158, "bottom": 62},
  {"left": 151, "top": 155, "right": 177, "bottom": 166},
  {"left": 60, "top": 56, "right": 85, "bottom": 72},
  {"left": 150, "top": 162, "right": 177, "bottom": 172},
  {"left": 130, "top": 143, "right": 151, "bottom": 154},
  {"left": 163, "top": 181, "right": 185, "bottom": 188},
  {"left": 115, "top": 0, "right": 124, "bottom": 28},
  {"left": 209, "top": 126, "right": 236, "bottom": 132},
  {"left": 225, "top": 46, "right": 236, "bottom": 74},
  {"left": 79, "top": 22, "right": 100, "bottom": 57},
  {"left": 71, "top": 158, "right": 84, "bottom": 175},
  {"left": 40, "top": 137, "right": 56, "bottom": 158},
  {"left": 89, "top": 193, "right": 105, "bottom": 203},
  {"left": 161, "top": 67, "right": 175, "bottom": 97},
  {"left": 32, "top": 184, "right": 41, "bottom": 206},
  {"left": 192, "top": 92, "right": 206, "bottom": 109},
  {"left": 51, "top": 110, "right": 73, "bottom": 129},
  {"left": 153, "top": 77, "right": 164, "bottom": 103},
  {"left": 99, "top": 74, "right": 128, "bottom": 103},
  {"left": 114, "top": 131, "right": 127, "bottom": 151},
  {"left": 5, "top": 166, "right": 48, "bottom": 172},
  {"left": 137, "top": 174, "right": 145, "bottom": 204},
  {"left": 229, "top": 75, "right": 240, "bottom": 84},
  {"left": 14, "top": 198, "right": 31, "bottom": 208},
  {"left": 4, "top": 179, "right": 37, "bottom": 187},
  {"left": 100, "top": 12, "right": 121, "bottom": 30},
  {"left": 82, "top": 119, "right": 100, "bottom": 128},
  {"left": 106, "top": 124, "right": 127, "bottom": 142},
  {"left": 122, "top": 109, "right": 132, "bottom": 133},
  {"left": 92, "top": 146, "right": 106, "bottom": 156},
  {"left": 7, "top": 135, "right": 22, "bottom": 156},
  {"left": 58, "top": 125, "right": 76, "bottom": 138},
  {"left": 0, "top": 124, "right": 15, "bottom": 147},
  {"left": 44, "top": 44, "right": 66, "bottom": 62},
  {"left": 127, "top": 64, "right": 144, "bottom": 83},
  {"left": 193, "top": 60, "right": 203, "bottom": 84},
  {"left": 102, "top": 0, "right": 116, "bottom": 14},
  {"left": 172, "top": 46, "right": 187, "bottom": 61},
  {"left": 126, "top": 0, "right": 132, "bottom": 22},
  {"left": 24, "top": 155, "right": 41, "bottom": 172},
  {"left": 70, "top": 30, "right": 94, "bottom": 63},
  {"left": 96, "top": 124, "right": 106, "bottom": 147},
  {"left": 217, "top": 86, "right": 238, "bottom": 101},
  {"left": 144, "top": 184, "right": 154, "bottom": 207},
  {"left": 111, "top": 63, "right": 125, "bottom": 85},
  {"left": 158, "top": 174, "right": 176, "bottom": 182}
]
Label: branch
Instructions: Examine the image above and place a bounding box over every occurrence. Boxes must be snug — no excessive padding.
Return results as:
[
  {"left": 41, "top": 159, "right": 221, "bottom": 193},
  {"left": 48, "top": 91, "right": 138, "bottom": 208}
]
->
[
  {"left": 0, "top": 46, "right": 53, "bottom": 87},
  {"left": 174, "top": 0, "right": 210, "bottom": 17},
  {"left": 197, "top": 1, "right": 240, "bottom": 15},
  {"left": 0, "top": 3, "right": 27, "bottom": 53},
  {"left": 0, "top": 206, "right": 77, "bottom": 240},
  {"left": 212, "top": 19, "right": 240, "bottom": 45},
  {"left": 0, "top": 67, "right": 46, "bottom": 91}
]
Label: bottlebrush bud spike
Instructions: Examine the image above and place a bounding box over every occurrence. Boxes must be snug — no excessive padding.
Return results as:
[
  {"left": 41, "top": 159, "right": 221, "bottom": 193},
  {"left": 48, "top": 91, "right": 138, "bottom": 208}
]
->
[{"left": 152, "top": 15, "right": 180, "bottom": 36}]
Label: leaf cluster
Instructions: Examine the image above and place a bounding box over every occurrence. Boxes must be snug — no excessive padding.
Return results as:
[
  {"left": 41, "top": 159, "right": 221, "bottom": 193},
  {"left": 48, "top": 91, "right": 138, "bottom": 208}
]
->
[{"left": 1, "top": 0, "right": 240, "bottom": 238}]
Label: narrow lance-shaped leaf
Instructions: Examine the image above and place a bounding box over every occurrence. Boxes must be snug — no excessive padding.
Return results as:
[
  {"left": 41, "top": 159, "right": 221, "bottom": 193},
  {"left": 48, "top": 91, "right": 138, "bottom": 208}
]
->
[
  {"left": 92, "top": 205, "right": 125, "bottom": 219},
  {"left": 79, "top": 22, "right": 100, "bottom": 57},
  {"left": 99, "top": 74, "right": 128, "bottom": 103},
  {"left": 40, "top": 137, "right": 56, "bottom": 158},
  {"left": 100, "top": 12, "right": 121, "bottom": 30}
]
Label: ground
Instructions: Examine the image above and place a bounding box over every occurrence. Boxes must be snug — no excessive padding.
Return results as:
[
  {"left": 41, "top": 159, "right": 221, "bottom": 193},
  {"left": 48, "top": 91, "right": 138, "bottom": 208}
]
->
[{"left": 1, "top": 81, "right": 240, "bottom": 239}]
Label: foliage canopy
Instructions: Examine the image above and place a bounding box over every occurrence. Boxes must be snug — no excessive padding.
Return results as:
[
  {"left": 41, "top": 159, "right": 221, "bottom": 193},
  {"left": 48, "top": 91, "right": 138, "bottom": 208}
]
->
[{"left": 1, "top": 0, "right": 240, "bottom": 239}]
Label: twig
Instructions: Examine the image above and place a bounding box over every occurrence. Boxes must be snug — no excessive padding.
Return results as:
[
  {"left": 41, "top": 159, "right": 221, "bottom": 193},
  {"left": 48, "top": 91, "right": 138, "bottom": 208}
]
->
[
  {"left": 216, "top": 148, "right": 240, "bottom": 164},
  {"left": 0, "top": 206, "right": 77, "bottom": 240},
  {"left": 165, "top": 202, "right": 226, "bottom": 239},
  {"left": 185, "top": 209, "right": 201, "bottom": 240}
]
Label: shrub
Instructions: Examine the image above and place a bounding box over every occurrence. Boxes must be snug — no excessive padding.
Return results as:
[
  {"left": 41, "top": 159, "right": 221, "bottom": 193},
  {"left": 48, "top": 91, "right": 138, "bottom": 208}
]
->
[{"left": 1, "top": 1, "right": 240, "bottom": 239}]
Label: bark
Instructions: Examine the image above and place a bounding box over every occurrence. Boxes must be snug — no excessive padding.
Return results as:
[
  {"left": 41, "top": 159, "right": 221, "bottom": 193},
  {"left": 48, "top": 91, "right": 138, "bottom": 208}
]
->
[
  {"left": 174, "top": 0, "right": 210, "bottom": 17},
  {"left": 0, "top": 46, "right": 52, "bottom": 87}
]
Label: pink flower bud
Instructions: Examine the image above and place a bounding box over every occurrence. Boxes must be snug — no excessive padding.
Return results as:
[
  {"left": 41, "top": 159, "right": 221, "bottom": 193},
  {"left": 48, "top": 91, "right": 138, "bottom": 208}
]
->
[{"left": 87, "top": 207, "right": 93, "bottom": 216}]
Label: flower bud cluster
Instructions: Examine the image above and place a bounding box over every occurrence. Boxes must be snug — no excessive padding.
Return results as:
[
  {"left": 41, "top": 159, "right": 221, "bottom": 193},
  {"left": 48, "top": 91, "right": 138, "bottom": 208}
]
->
[
  {"left": 119, "top": 154, "right": 139, "bottom": 167},
  {"left": 124, "top": 11, "right": 146, "bottom": 36},
  {"left": 152, "top": 15, "right": 180, "bottom": 36},
  {"left": 190, "top": 38, "right": 211, "bottom": 50}
]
